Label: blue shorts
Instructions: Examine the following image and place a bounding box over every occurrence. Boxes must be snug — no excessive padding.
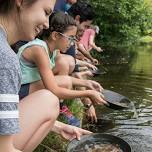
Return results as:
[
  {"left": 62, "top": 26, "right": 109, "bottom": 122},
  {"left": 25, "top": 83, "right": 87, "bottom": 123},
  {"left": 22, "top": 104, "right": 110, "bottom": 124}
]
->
[
  {"left": 63, "top": 45, "right": 81, "bottom": 72},
  {"left": 19, "top": 83, "right": 30, "bottom": 100},
  {"left": 74, "top": 64, "right": 80, "bottom": 72}
]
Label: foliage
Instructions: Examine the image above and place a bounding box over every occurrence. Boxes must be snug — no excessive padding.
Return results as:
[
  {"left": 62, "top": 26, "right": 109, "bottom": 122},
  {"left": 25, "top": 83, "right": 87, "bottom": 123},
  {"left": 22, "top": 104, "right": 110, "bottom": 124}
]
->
[
  {"left": 87, "top": 0, "right": 152, "bottom": 48},
  {"left": 139, "top": 36, "right": 152, "bottom": 43}
]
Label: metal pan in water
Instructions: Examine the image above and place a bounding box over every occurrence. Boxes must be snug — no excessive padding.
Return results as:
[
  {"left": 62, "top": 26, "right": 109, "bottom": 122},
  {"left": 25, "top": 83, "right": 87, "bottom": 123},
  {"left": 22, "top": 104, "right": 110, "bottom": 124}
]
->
[
  {"left": 102, "top": 89, "right": 132, "bottom": 110},
  {"left": 67, "top": 133, "right": 131, "bottom": 152},
  {"left": 91, "top": 68, "right": 107, "bottom": 76}
]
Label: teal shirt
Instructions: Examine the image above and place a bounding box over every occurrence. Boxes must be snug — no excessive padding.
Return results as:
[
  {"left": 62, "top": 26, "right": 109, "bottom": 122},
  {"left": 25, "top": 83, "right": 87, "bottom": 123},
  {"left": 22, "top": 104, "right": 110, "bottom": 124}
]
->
[{"left": 17, "top": 38, "right": 57, "bottom": 85}]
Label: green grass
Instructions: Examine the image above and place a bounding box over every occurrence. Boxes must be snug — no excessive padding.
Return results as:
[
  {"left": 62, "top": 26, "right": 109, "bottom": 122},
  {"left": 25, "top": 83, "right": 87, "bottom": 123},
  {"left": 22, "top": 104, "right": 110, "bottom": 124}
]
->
[{"left": 34, "top": 132, "right": 67, "bottom": 152}]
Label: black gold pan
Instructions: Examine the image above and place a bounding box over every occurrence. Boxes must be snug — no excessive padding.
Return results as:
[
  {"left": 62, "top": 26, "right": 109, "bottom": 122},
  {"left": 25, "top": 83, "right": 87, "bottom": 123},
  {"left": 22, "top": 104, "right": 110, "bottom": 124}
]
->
[
  {"left": 91, "top": 68, "right": 107, "bottom": 76},
  {"left": 67, "top": 133, "right": 131, "bottom": 152},
  {"left": 102, "top": 89, "right": 131, "bottom": 110}
]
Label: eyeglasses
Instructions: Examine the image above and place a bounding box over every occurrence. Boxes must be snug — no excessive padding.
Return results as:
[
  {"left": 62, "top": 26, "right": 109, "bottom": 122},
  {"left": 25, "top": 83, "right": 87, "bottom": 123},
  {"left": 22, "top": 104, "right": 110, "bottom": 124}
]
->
[{"left": 58, "top": 32, "right": 78, "bottom": 46}]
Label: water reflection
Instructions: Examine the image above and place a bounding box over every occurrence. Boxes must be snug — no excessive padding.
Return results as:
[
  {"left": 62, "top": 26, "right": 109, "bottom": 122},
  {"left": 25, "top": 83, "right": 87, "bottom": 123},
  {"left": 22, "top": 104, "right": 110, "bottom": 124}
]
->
[{"left": 90, "top": 45, "right": 152, "bottom": 152}]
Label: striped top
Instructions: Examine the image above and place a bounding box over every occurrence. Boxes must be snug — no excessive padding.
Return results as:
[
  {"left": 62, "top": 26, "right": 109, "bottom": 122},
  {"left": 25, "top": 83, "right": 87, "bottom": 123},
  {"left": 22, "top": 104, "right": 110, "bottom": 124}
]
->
[{"left": 0, "top": 27, "right": 21, "bottom": 135}]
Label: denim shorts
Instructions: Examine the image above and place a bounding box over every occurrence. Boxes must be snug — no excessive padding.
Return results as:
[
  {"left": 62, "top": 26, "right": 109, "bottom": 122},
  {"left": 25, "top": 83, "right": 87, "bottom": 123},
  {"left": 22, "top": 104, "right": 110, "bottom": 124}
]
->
[{"left": 19, "top": 83, "right": 30, "bottom": 100}]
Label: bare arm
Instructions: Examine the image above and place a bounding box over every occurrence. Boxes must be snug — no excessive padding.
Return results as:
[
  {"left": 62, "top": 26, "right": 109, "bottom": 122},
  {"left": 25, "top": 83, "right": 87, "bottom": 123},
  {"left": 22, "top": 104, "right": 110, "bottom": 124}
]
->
[
  {"left": 77, "top": 43, "right": 99, "bottom": 65},
  {"left": 51, "top": 121, "right": 92, "bottom": 140},
  {"left": 71, "top": 77, "right": 103, "bottom": 92},
  {"left": 76, "top": 59, "right": 97, "bottom": 70},
  {"left": 77, "top": 43, "right": 94, "bottom": 62},
  {"left": 24, "top": 46, "right": 106, "bottom": 105},
  {"left": 89, "top": 35, "right": 103, "bottom": 52}
]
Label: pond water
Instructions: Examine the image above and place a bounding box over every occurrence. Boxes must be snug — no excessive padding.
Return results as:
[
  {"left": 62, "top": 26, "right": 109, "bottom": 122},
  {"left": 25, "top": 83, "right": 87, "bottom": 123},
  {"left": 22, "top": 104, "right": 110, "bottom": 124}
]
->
[{"left": 89, "top": 45, "right": 152, "bottom": 152}]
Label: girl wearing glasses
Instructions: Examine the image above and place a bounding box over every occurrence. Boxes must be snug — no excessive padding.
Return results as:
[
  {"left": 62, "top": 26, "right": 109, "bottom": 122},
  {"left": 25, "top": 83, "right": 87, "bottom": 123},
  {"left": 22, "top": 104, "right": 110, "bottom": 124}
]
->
[{"left": 17, "top": 11, "right": 107, "bottom": 124}]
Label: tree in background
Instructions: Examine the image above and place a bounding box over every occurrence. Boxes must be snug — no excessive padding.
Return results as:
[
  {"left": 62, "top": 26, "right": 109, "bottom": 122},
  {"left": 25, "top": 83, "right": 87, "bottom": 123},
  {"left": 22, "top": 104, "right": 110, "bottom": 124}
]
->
[{"left": 87, "top": 0, "right": 152, "bottom": 49}]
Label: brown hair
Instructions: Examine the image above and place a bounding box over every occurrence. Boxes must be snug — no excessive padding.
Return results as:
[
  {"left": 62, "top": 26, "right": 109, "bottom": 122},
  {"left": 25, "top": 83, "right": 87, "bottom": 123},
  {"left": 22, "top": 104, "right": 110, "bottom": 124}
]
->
[
  {"left": 40, "top": 11, "right": 76, "bottom": 40},
  {"left": 0, "top": 0, "right": 37, "bottom": 14}
]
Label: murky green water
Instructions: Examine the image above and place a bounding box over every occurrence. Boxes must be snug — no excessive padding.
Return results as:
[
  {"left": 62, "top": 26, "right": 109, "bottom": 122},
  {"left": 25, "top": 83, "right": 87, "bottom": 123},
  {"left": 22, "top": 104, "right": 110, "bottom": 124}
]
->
[{"left": 92, "top": 45, "right": 152, "bottom": 152}]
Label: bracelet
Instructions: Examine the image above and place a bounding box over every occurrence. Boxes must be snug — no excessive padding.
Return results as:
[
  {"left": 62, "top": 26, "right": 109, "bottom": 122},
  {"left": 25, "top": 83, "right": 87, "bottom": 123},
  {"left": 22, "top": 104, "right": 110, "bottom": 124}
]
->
[{"left": 84, "top": 103, "right": 93, "bottom": 110}]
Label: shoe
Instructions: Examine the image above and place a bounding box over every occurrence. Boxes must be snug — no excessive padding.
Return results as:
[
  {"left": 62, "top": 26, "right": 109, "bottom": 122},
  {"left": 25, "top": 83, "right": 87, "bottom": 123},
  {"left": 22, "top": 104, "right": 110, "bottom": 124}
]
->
[{"left": 60, "top": 105, "right": 80, "bottom": 127}]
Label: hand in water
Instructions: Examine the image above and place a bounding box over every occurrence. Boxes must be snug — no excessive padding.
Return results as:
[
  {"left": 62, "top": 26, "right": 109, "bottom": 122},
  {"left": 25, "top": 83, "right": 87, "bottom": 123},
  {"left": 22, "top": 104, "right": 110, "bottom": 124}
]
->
[{"left": 86, "top": 105, "right": 97, "bottom": 123}]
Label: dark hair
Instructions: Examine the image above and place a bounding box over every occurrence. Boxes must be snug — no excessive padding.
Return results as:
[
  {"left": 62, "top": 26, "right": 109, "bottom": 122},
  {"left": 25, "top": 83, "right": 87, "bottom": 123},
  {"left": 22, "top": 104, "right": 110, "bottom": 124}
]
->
[
  {"left": 67, "top": 0, "right": 95, "bottom": 23},
  {"left": 0, "top": 0, "right": 37, "bottom": 14},
  {"left": 40, "top": 11, "right": 76, "bottom": 40}
]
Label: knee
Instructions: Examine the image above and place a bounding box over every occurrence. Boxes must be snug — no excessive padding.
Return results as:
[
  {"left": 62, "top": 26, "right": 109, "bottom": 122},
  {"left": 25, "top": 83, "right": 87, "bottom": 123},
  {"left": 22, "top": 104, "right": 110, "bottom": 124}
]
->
[
  {"left": 56, "top": 55, "right": 75, "bottom": 74},
  {"left": 40, "top": 89, "right": 60, "bottom": 120},
  {"left": 56, "top": 57, "right": 70, "bottom": 74},
  {"left": 63, "top": 76, "right": 73, "bottom": 89},
  {"left": 66, "top": 56, "right": 75, "bottom": 74}
]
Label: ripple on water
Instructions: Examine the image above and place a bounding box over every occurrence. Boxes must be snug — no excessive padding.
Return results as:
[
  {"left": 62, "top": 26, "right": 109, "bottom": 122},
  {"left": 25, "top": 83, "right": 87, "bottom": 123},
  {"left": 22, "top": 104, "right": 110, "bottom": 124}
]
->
[
  {"left": 93, "top": 46, "right": 152, "bottom": 152},
  {"left": 110, "top": 129, "right": 152, "bottom": 152}
]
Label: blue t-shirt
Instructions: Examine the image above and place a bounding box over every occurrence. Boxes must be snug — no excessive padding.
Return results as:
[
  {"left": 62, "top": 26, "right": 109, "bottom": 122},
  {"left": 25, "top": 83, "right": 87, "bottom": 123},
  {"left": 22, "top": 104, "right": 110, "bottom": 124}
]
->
[
  {"left": 65, "top": 45, "right": 76, "bottom": 58},
  {"left": 54, "top": 0, "right": 66, "bottom": 12}
]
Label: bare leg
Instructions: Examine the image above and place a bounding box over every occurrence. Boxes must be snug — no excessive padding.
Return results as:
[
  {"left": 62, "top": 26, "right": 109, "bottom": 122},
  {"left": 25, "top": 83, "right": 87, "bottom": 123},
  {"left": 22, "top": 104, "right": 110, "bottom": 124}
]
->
[
  {"left": 0, "top": 136, "right": 21, "bottom": 152},
  {"left": 13, "top": 90, "right": 59, "bottom": 152},
  {"left": 29, "top": 76, "right": 73, "bottom": 94},
  {"left": 53, "top": 54, "right": 75, "bottom": 75}
]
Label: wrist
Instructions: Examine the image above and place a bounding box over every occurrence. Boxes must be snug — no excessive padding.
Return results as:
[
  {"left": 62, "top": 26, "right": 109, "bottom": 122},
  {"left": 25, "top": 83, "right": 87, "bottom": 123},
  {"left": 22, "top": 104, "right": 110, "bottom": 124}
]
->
[
  {"left": 84, "top": 103, "right": 93, "bottom": 110},
  {"left": 87, "top": 90, "right": 93, "bottom": 97},
  {"left": 51, "top": 121, "right": 63, "bottom": 134}
]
